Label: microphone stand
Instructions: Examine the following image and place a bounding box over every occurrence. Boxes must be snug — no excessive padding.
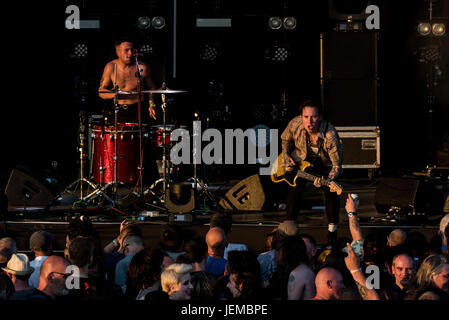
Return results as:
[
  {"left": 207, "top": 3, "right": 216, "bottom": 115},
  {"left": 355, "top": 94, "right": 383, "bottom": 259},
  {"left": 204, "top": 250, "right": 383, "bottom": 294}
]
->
[
  {"left": 135, "top": 50, "right": 144, "bottom": 196},
  {"left": 113, "top": 84, "right": 119, "bottom": 199},
  {"left": 161, "top": 82, "right": 168, "bottom": 202}
]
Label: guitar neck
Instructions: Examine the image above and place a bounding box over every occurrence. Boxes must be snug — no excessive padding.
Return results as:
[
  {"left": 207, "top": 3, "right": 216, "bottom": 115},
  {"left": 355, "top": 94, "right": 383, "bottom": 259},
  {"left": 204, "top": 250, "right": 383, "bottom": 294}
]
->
[{"left": 296, "top": 171, "right": 331, "bottom": 186}]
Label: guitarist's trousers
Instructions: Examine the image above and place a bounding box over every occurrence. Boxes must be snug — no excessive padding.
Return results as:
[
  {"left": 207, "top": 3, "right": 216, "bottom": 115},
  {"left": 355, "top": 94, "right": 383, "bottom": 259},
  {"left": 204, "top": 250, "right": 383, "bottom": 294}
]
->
[{"left": 285, "top": 166, "right": 340, "bottom": 225}]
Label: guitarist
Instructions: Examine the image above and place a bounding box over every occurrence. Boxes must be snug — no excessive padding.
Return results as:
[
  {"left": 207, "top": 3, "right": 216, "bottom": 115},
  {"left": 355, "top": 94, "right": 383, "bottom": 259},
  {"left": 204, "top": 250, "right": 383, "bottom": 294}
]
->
[{"left": 281, "top": 100, "right": 343, "bottom": 244}]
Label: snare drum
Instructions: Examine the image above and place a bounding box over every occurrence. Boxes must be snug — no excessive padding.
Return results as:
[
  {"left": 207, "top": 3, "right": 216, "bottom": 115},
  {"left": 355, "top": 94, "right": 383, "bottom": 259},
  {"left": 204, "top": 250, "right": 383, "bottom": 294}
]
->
[{"left": 91, "top": 123, "right": 147, "bottom": 184}]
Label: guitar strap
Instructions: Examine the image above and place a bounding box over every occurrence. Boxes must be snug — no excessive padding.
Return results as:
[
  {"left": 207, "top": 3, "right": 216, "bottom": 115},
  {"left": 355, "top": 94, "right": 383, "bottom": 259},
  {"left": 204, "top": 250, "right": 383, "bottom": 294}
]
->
[{"left": 308, "top": 120, "right": 328, "bottom": 166}]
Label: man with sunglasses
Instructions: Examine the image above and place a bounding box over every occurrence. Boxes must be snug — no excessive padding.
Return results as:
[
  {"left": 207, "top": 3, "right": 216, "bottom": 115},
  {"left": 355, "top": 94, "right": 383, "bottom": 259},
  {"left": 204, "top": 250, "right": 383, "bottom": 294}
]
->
[{"left": 28, "top": 256, "right": 71, "bottom": 301}]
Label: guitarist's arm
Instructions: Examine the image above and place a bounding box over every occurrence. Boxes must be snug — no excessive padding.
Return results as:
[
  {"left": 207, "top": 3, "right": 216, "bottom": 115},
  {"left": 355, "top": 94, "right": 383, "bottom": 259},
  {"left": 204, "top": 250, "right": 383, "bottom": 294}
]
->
[
  {"left": 280, "top": 122, "right": 302, "bottom": 171},
  {"left": 325, "top": 128, "right": 343, "bottom": 180}
]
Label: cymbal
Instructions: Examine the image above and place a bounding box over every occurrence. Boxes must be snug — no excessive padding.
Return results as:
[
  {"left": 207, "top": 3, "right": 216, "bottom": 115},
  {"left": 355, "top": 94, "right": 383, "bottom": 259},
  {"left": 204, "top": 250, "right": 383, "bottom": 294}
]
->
[
  {"left": 98, "top": 89, "right": 186, "bottom": 94},
  {"left": 98, "top": 89, "right": 136, "bottom": 95},
  {"left": 141, "top": 89, "right": 187, "bottom": 94}
]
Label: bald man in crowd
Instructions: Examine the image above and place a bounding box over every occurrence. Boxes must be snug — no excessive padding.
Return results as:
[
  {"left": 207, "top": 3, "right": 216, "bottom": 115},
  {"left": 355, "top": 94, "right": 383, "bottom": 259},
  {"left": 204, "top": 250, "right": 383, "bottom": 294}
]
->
[
  {"left": 387, "top": 229, "right": 407, "bottom": 247},
  {"left": 205, "top": 227, "right": 228, "bottom": 278},
  {"left": 312, "top": 267, "right": 345, "bottom": 300},
  {"left": 28, "top": 256, "right": 71, "bottom": 301}
]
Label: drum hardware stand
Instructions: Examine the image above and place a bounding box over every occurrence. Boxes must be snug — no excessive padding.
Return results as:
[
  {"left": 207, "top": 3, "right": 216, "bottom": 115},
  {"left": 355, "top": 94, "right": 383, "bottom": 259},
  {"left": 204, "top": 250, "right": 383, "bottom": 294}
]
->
[
  {"left": 143, "top": 83, "right": 171, "bottom": 205},
  {"left": 161, "top": 84, "right": 169, "bottom": 202},
  {"left": 187, "top": 114, "right": 217, "bottom": 210},
  {"left": 135, "top": 49, "right": 145, "bottom": 196},
  {"left": 58, "top": 111, "right": 101, "bottom": 203}
]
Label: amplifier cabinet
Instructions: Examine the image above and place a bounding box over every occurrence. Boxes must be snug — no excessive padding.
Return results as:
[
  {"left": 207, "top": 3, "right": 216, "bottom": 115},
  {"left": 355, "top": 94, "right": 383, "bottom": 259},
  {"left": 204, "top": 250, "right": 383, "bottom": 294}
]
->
[{"left": 335, "top": 126, "right": 380, "bottom": 169}]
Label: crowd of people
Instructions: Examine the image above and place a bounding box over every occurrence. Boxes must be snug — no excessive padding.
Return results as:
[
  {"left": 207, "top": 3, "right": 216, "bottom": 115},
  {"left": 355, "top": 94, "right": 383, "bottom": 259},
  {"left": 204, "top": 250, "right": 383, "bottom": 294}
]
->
[{"left": 0, "top": 196, "right": 448, "bottom": 302}]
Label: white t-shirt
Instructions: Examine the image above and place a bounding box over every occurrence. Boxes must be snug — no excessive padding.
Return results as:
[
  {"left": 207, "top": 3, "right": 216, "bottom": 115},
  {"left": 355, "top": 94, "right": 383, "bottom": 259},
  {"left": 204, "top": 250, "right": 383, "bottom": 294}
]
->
[{"left": 224, "top": 243, "right": 248, "bottom": 260}]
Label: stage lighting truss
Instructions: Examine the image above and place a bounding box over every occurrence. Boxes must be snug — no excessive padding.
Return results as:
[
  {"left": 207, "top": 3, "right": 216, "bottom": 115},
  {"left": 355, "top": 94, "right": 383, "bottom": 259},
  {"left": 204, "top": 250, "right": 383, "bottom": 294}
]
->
[
  {"left": 417, "top": 21, "right": 446, "bottom": 37},
  {"left": 268, "top": 17, "right": 297, "bottom": 30},
  {"left": 137, "top": 16, "right": 166, "bottom": 30},
  {"left": 73, "top": 43, "right": 88, "bottom": 58},
  {"left": 199, "top": 43, "right": 219, "bottom": 62}
]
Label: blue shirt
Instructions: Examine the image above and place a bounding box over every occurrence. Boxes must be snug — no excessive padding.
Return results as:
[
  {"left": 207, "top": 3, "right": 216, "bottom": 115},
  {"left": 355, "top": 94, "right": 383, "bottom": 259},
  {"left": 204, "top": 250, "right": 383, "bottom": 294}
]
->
[
  {"left": 257, "top": 250, "right": 276, "bottom": 282},
  {"left": 205, "top": 256, "right": 227, "bottom": 277}
]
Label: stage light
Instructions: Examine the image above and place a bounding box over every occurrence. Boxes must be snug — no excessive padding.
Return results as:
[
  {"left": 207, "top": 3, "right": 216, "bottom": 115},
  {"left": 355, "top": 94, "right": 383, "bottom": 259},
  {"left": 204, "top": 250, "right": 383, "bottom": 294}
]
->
[
  {"left": 152, "top": 16, "right": 166, "bottom": 29},
  {"left": 137, "top": 16, "right": 151, "bottom": 30},
  {"left": 273, "top": 46, "right": 289, "bottom": 61},
  {"left": 432, "top": 23, "right": 446, "bottom": 36},
  {"left": 417, "top": 22, "right": 431, "bottom": 36},
  {"left": 283, "top": 17, "right": 297, "bottom": 30},
  {"left": 139, "top": 43, "right": 153, "bottom": 55},
  {"left": 268, "top": 17, "right": 282, "bottom": 30},
  {"left": 265, "top": 42, "right": 290, "bottom": 62},
  {"left": 199, "top": 44, "right": 219, "bottom": 62},
  {"left": 73, "top": 43, "right": 88, "bottom": 58}
]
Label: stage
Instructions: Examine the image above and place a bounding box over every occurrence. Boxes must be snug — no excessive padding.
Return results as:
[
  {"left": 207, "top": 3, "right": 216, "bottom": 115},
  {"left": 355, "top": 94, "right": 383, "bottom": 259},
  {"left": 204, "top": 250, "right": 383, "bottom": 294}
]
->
[{"left": 1, "top": 174, "right": 444, "bottom": 254}]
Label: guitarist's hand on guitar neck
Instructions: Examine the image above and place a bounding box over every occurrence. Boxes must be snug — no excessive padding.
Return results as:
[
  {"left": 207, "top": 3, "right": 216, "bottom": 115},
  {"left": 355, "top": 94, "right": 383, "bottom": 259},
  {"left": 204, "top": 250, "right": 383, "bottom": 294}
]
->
[
  {"left": 313, "top": 176, "right": 342, "bottom": 194},
  {"left": 284, "top": 154, "right": 296, "bottom": 171},
  {"left": 313, "top": 176, "right": 326, "bottom": 188}
]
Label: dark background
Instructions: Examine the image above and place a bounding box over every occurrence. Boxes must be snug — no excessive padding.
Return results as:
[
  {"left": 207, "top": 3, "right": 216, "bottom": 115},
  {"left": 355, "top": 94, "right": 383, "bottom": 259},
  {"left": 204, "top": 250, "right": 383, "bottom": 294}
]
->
[{"left": 1, "top": 0, "right": 448, "bottom": 191}]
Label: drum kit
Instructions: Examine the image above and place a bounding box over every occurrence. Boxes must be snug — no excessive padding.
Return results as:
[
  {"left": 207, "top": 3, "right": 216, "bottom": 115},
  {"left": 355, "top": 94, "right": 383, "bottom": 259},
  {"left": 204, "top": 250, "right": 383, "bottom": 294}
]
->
[{"left": 61, "top": 86, "right": 207, "bottom": 213}]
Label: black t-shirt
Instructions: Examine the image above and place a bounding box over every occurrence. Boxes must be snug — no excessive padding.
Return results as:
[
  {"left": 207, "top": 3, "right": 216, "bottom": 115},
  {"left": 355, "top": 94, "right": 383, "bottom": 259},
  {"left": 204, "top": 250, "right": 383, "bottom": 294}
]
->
[
  {"left": 144, "top": 289, "right": 169, "bottom": 301},
  {"left": 27, "top": 288, "right": 53, "bottom": 301},
  {"left": 61, "top": 276, "right": 124, "bottom": 301}
]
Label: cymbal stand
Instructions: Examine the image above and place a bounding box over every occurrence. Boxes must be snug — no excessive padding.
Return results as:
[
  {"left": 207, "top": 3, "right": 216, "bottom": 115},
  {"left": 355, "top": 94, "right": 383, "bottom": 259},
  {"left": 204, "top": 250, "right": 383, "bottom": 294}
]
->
[
  {"left": 135, "top": 50, "right": 145, "bottom": 195},
  {"left": 161, "top": 88, "right": 168, "bottom": 200},
  {"left": 57, "top": 112, "right": 100, "bottom": 202},
  {"left": 188, "top": 115, "right": 216, "bottom": 209},
  {"left": 143, "top": 84, "right": 172, "bottom": 206}
]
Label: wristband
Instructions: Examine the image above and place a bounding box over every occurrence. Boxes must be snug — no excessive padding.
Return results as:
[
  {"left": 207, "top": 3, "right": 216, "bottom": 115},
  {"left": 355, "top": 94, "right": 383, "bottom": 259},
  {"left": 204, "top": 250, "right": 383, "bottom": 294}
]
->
[
  {"left": 350, "top": 268, "right": 362, "bottom": 274},
  {"left": 112, "top": 239, "right": 119, "bottom": 247}
]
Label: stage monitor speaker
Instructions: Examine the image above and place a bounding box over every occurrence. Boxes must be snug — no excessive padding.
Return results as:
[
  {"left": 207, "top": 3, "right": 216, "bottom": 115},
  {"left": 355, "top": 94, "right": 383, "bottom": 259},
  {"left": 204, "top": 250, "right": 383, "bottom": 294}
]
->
[
  {"left": 5, "top": 166, "right": 56, "bottom": 209},
  {"left": 375, "top": 176, "right": 444, "bottom": 216},
  {"left": 165, "top": 183, "right": 195, "bottom": 213},
  {"left": 219, "top": 174, "right": 265, "bottom": 211}
]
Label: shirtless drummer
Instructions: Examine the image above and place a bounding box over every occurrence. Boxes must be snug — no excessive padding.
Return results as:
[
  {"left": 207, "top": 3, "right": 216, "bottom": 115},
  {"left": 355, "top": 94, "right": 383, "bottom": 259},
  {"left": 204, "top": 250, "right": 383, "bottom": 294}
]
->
[{"left": 98, "top": 36, "right": 156, "bottom": 123}]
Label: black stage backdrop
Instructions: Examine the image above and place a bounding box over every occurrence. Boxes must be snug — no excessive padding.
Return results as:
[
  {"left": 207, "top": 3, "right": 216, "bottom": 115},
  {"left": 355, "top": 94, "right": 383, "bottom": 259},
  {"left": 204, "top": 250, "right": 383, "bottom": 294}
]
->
[{"left": 1, "top": 0, "right": 449, "bottom": 190}]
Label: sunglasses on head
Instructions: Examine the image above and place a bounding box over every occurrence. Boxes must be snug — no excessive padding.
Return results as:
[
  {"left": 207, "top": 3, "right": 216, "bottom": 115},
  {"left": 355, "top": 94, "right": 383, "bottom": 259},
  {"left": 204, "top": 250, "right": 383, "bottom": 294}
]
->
[{"left": 51, "top": 271, "right": 72, "bottom": 279}]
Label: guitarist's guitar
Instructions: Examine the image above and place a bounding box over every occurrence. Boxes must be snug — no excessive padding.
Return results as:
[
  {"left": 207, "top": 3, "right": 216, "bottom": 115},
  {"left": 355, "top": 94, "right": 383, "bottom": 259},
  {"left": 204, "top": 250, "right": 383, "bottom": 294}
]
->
[{"left": 270, "top": 153, "right": 343, "bottom": 195}]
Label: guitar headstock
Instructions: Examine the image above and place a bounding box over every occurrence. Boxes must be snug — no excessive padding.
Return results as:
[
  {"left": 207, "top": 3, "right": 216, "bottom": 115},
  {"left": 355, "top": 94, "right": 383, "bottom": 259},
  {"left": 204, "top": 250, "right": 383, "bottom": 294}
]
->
[{"left": 329, "top": 181, "right": 343, "bottom": 195}]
